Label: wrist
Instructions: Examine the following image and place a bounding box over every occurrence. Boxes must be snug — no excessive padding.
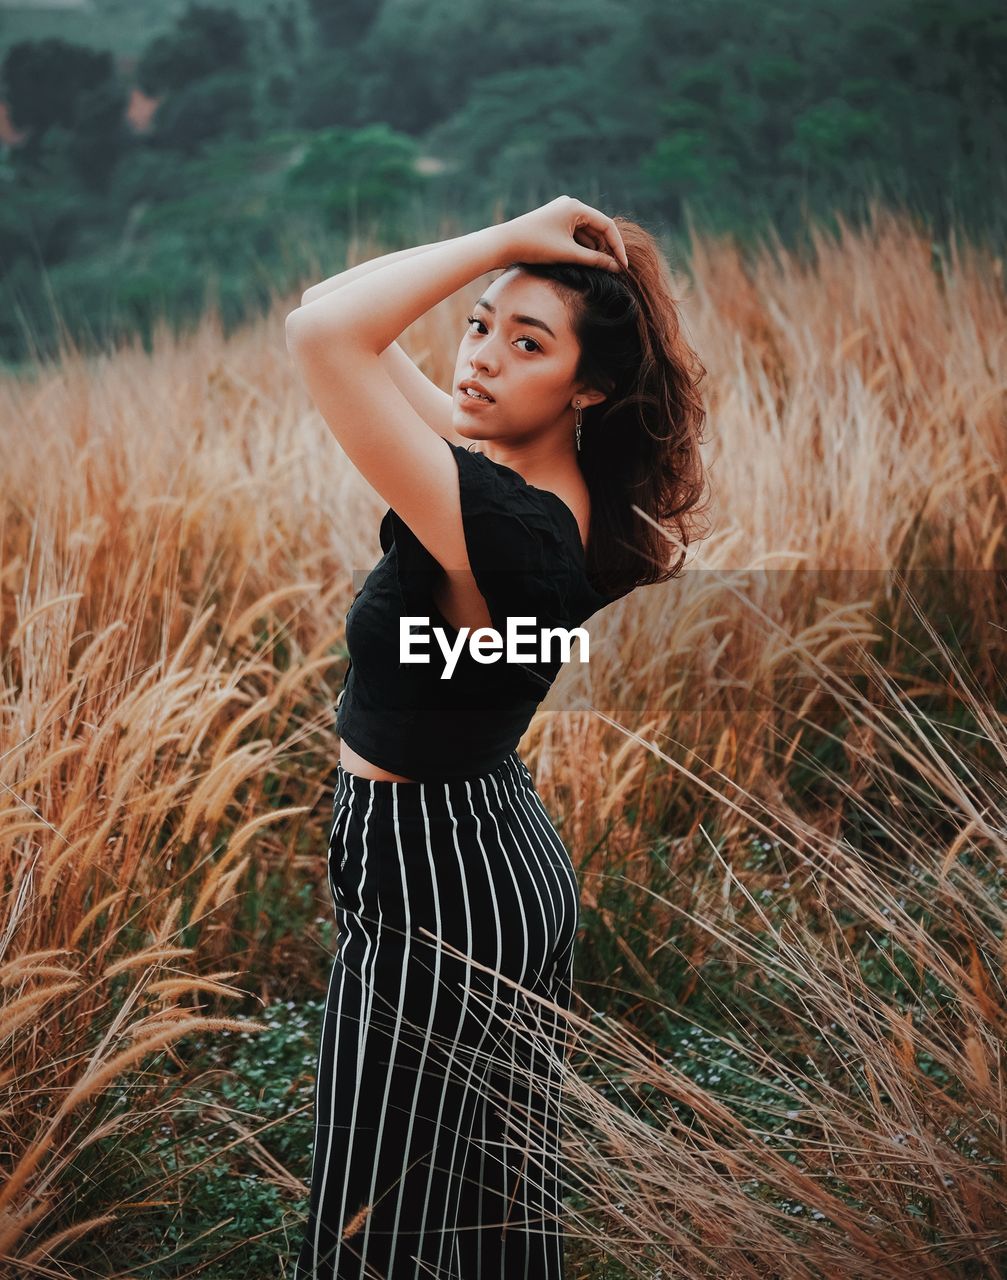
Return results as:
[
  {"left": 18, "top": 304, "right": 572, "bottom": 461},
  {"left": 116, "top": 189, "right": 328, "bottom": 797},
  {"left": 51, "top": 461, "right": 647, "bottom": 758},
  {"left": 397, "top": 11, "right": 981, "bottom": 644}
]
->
[{"left": 471, "top": 223, "right": 513, "bottom": 272}]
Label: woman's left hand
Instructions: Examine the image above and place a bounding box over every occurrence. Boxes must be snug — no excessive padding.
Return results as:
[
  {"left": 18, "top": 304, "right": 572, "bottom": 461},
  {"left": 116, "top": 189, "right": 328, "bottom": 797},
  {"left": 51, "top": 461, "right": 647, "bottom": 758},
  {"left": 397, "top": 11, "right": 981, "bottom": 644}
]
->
[{"left": 493, "top": 195, "right": 629, "bottom": 273}]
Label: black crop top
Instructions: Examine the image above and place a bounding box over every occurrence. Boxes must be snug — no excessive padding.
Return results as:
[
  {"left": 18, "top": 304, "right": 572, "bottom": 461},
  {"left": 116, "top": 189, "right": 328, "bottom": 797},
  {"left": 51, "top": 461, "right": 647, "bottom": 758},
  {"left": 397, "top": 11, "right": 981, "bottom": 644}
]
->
[{"left": 335, "top": 438, "right": 624, "bottom": 780}]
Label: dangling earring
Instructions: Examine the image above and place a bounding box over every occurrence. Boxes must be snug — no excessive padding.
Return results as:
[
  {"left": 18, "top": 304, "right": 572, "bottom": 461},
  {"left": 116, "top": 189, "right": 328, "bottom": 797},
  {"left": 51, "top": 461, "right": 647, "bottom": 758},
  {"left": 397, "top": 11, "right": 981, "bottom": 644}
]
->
[{"left": 574, "top": 400, "right": 582, "bottom": 452}]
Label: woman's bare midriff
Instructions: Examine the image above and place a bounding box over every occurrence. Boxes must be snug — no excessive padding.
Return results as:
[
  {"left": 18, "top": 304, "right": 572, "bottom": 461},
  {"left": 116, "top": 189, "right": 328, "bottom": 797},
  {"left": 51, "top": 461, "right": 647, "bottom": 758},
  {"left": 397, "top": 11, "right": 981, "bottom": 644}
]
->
[{"left": 339, "top": 738, "right": 420, "bottom": 783}]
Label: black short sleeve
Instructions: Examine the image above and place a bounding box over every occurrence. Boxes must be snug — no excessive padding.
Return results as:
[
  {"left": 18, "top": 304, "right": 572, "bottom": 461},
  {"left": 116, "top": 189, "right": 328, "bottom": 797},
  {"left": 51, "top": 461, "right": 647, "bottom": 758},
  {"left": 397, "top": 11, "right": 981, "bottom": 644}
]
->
[{"left": 379, "top": 439, "right": 583, "bottom": 633}]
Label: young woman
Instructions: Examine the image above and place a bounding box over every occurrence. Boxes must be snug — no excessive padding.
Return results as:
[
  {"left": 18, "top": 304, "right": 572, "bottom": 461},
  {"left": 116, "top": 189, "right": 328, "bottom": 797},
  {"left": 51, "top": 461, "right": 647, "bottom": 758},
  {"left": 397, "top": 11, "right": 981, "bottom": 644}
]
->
[{"left": 285, "top": 195, "right": 708, "bottom": 1279}]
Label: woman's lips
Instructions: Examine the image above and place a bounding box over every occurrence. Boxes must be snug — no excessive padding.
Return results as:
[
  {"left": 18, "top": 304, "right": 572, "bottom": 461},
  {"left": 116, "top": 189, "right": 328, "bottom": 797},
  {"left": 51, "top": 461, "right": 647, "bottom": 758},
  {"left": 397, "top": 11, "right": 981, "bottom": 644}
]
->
[{"left": 458, "top": 389, "right": 495, "bottom": 409}]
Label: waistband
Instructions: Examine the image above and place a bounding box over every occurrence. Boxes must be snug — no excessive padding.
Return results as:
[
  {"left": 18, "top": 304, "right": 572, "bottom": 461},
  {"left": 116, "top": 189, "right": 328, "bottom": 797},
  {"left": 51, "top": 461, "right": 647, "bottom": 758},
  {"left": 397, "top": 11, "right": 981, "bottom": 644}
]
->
[{"left": 333, "top": 749, "right": 532, "bottom": 822}]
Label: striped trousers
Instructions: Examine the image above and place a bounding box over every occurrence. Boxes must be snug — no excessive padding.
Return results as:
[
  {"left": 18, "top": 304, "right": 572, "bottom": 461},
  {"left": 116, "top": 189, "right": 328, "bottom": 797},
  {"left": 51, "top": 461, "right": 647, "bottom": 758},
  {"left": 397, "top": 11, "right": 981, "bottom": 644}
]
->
[{"left": 293, "top": 750, "right": 579, "bottom": 1280}]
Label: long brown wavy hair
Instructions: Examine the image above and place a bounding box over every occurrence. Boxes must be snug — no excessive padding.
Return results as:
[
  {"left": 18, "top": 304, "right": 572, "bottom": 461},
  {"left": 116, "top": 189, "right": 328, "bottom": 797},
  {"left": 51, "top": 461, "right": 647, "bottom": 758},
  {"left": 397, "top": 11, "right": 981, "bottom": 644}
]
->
[{"left": 501, "top": 216, "right": 711, "bottom": 601}]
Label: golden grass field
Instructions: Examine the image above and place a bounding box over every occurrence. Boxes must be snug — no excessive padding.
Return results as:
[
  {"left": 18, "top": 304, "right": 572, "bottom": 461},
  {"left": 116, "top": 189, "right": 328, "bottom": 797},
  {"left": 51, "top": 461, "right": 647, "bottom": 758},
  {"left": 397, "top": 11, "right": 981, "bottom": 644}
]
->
[{"left": 1, "top": 203, "right": 1005, "bottom": 1277}]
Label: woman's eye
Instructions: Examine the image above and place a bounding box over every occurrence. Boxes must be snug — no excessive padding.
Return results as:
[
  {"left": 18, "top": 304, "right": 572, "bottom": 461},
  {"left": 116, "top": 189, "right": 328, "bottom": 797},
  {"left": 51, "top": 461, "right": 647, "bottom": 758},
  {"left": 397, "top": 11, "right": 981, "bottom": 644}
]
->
[{"left": 464, "top": 315, "right": 540, "bottom": 353}]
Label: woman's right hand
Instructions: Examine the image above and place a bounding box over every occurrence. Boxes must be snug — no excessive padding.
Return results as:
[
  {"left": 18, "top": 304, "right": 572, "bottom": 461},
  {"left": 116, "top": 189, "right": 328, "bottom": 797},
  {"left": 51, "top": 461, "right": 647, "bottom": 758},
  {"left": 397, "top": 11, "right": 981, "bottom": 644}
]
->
[{"left": 493, "top": 195, "right": 629, "bottom": 273}]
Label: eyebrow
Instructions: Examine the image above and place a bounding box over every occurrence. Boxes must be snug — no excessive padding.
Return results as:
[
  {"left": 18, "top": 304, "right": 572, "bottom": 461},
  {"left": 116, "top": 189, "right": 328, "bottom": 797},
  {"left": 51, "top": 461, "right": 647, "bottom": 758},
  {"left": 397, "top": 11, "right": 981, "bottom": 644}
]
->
[{"left": 474, "top": 298, "right": 557, "bottom": 341}]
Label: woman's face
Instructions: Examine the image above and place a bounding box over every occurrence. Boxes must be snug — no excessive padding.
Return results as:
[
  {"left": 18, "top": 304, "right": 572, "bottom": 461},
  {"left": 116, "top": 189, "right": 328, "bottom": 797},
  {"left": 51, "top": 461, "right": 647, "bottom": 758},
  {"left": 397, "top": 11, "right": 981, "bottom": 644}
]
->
[{"left": 451, "top": 269, "right": 593, "bottom": 444}]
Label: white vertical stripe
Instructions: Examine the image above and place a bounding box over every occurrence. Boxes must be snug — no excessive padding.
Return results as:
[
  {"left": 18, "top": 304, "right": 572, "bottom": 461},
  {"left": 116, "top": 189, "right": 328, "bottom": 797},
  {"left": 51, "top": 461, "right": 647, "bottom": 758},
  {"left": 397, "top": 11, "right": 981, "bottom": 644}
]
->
[
  {"left": 486, "top": 767, "right": 551, "bottom": 1279},
  {"left": 326, "top": 779, "right": 380, "bottom": 1279},
  {"left": 525, "top": 778, "right": 580, "bottom": 986},
  {"left": 506, "top": 761, "right": 578, "bottom": 1275},
  {"left": 437, "top": 776, "right": 504, "bottom": 1277},
  {"left": 506, "top": 755, "right": 570, "bottom": 989},
  {"left": 496, "top": 765, "right": 562, "bottom": 1277},
  {"left": 359, "top": 780, "right": 414, "bottom": 1268},
  {"left": 485, "top": 766, "right": 534, "bottom": 1269},
  {"left": 296, "top": 932, "right": 340, "bottom": 1280},
  {"left": 531, "top": 773, "right": 579, "bottom": 1277},
  {"left": 470, "top": 770, "right": 535, "bottom": 1277},
  {"left": 387, "top": 780, "right": 446, "bottom": 1265},
  {"left": 412, "top": 779, "right": 475, "bottom": 1279},
  {"left": 498, "top": 760, "right": 559, "bottom": 991},
  {"left": 510, "top": 758, "right": 578, "bottom": 984},
  {"left": 552, "top": 941, "right": 575, "bottom": 1277},
  {"left": 509, "top": 757, "right": 577, "bottom": 1274},
  {"left": 303, "top": 771, "right": 357, "bottom": 1278}
]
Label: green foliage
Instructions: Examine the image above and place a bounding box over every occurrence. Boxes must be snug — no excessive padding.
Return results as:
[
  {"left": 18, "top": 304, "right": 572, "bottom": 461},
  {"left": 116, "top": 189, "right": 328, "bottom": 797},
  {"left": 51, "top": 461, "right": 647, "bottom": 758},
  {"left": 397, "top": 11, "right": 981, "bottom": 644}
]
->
[
  {"left": 69, "top": 77, "right": 131, "bottom": 192},
  {"left": 2, "top": 0, "right": 1007, "bottom": 366},
  {"left": 0, "top": 129, "right": 343, "bottom": 361},
  {"left": 426, "top": 64, "right": 602, "bottom": 190},
  {"left": 640, "top": 128, "right": 744, "bottom": 228},
  {"left": 136, "top": 2, "right": 253, "bottom": 96},
  {"left": 2, "top": 36, "right": 115, "bottom": 142},
  {"left": 150, "top": 70, "right": 260, "bottom": 155},
  {"left": 791, "top": 99, "right": 886, "bottom": 167},
  {"left": 56, "top": 1000, "right": 323, "bottom": 1277},
  {"left": 305, "top": 0, "right": 379, "bottom": 49},
  {"left": 284, "top": 122, "right": 424, "bottom": 229},
  {"left": 5, "top": 146, "right": 86, "bottom": 257},
  {"left": 290, "top": 48, "right": 365, "bottom": 131},
  {"left": 1, "top": 35, "right": 128, "bottom": 184}
]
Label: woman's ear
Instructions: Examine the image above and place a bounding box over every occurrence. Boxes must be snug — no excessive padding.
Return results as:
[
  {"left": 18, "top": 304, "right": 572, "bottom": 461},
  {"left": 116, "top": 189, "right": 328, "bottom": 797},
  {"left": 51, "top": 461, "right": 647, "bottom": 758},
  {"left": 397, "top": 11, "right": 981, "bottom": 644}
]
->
[{"left": 575, "top": 385, "right": 609, "bottom": 410}]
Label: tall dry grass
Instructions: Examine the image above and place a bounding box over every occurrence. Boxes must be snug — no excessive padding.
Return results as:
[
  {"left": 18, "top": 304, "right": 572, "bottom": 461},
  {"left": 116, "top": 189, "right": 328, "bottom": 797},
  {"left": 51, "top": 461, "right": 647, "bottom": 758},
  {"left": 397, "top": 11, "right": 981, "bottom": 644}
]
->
[{"left": 1, "top": 200, "right": 1005, "bottom": 1275}]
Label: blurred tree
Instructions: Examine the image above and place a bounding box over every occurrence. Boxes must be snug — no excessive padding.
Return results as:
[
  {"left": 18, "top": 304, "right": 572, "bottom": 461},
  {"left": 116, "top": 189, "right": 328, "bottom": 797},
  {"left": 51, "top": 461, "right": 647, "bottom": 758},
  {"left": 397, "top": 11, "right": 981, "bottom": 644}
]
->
[
  {"left": 68, "top": 77, "right": 130, "bottom": 192},
  {"left": 284, "top": 122, "right": 423, "bottom": 230},
  {"left": 2, "top": 172, "right": 80, "bottom": 266},
  {"left": 1, "top": 38, "right": 126, "bottom": 175},
  {"left": 425, "top": 54, "right": 647, "bottom": 210},
  {"left": 639, "top": 125, "right": 744, "bottom": 228},
  {"left": 306, "top": 0, "right": 380, "bottom": 48},
  {"left": 908, "top": 0, "right": 1007, "bottom": 172},
  {"left": 0, "top": 198, "right": 36, "bottom": 271},
  {"left": 267, "top": 71, "right": 294, "bottom": 115},
  {"left": 149, "top": 71, "right": 257, "bottom": 155},
  {"left": 270, "top": 0, "right": 303, "bottom": 58},
  {"left": 790, "top": 99, "right": 883, "bottom": 170},
  {"left": 136, "top": 3, "right": 252, "bottom": 96},
  {"left": 292, "top": 47, "right": 362, "bottom": 129},
  {"left": 352, "top": 0, "right": 622, "bottom": 135}
]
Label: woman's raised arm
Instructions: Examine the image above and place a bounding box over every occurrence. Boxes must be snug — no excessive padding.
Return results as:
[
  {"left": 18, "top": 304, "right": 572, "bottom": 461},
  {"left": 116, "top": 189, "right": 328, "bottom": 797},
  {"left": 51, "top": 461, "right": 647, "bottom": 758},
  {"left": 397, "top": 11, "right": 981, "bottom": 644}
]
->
[
  {"left": 296, "top": 238, "right": 471, "bottom": 441},
  {"left": 300, "top": 238, "right": 453, "bottom": 307}
]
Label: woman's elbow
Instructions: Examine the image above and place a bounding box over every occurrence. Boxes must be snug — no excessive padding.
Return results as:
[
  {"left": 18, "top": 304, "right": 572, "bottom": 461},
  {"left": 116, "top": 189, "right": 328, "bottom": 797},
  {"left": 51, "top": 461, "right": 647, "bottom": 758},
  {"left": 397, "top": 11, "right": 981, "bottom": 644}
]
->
[{"left": 285, "top": 306, "right": 355, "bottom": 358}]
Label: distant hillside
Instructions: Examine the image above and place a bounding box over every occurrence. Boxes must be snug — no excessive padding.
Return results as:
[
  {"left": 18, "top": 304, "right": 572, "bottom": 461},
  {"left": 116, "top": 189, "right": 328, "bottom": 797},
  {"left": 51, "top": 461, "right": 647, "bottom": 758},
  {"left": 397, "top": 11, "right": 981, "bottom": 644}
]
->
[
  {"left": 0, "top": 0, "right": 291, "bottom": 63},
  {"left": 0, "top": 0, "right": 298, "bottom": 150}
]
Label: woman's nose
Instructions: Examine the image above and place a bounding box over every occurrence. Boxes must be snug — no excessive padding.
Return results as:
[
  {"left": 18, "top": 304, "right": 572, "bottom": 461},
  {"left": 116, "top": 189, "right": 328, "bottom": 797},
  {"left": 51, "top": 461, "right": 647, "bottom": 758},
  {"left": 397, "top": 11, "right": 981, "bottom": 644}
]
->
[
  {"left": 471, "top": 349, "right": 497, "bottom": 374},
  {"left": 470, "top": 340, "right": 500, "bottom": 373}
]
